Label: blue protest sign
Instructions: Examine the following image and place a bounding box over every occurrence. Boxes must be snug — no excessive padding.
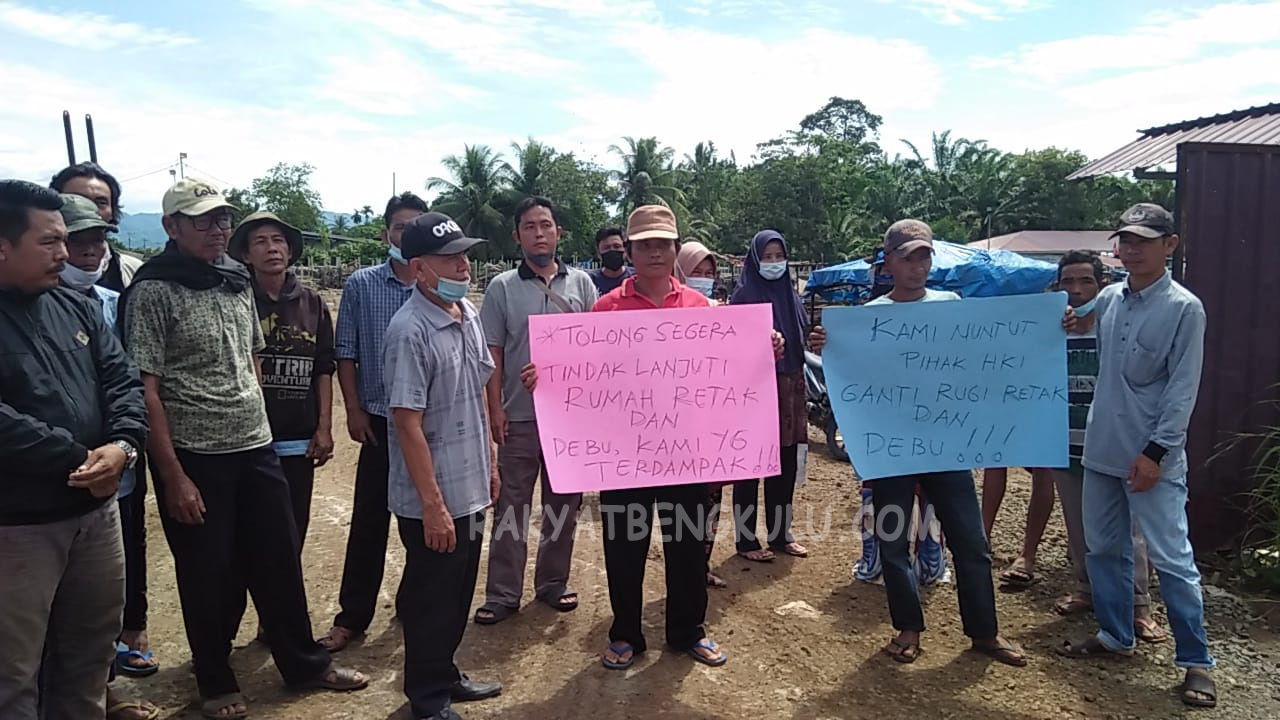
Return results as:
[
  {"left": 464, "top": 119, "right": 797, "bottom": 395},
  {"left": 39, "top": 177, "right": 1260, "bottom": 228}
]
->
[{"left": 822, "top": 292, "right": 1069, "bottom": 480}]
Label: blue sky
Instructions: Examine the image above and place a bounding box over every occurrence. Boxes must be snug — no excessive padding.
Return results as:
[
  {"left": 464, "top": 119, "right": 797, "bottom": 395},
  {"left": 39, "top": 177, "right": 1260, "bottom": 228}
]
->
[{"left": 2, "top": 0, "right": 1278, "bottom": 214}]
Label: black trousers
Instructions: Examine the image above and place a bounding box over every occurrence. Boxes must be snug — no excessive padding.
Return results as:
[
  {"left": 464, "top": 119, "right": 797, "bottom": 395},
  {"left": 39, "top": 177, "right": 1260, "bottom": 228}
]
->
[
  {"left": 226, "top": 452, "right": 317, "bottom": 639},
  {"left": 600, "top": 484, "right": 708, "bottom": 653},
  {"left": 279, "top": 455, "right": 316, "bottom": 549},
  {"left": 871, "top": 471, "right": 998, "bottom": 639},
  {"left": 398, "top": 512, "right": 485, "bottom": 719},
  {"left": 732, "top": 444, "right": 800, "bottom": 553},
  {"left": 156, "top": 446, "right": 331, "bottom": 698},
  {"left": 334, "top": 415, "right": 391, "bottom": 633},
  {"left": 119, "top": 453, "right": 148, "bottom": 633}
]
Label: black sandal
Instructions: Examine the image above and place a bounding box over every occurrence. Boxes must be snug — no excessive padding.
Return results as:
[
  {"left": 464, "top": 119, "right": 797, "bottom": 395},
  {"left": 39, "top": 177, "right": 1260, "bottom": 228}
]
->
[
  {"left": 1181, "top": 669, "right": 1217, "bottom": 708},
  {"left": 538, "top": 589, "right": 579, "bottom": 613},
  {"left": 474, "top": 602, "right": 518, "bottom": 625},
  {"left": 883, "top": 637, "right": 922, "bottom": 664}
]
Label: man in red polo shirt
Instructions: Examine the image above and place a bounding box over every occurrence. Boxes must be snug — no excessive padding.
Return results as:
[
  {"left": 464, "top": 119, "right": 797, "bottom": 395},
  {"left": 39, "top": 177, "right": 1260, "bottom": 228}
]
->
[{"left": 522, "top": 205, "right": 783, "bottom": 673}]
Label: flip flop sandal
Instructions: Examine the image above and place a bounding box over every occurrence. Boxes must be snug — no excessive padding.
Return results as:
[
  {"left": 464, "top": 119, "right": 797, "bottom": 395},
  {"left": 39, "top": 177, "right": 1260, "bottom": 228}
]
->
[
  {"left": 969, "top": 641, "right": 1028, "bottom": 667},
  {"left": 737, "top": 549, "right": 775, "bottom": 563},
  {"left": 115, "top": 642, "right": 160, "bottom": 678},
  {"left": 474, "top": 603, "right": 518, "bottom": 625},
  {"left": 293, "top": 665, "right": 369, "bottom": 692},
  {"left": 601, "top": 642, "right": 639, "bottom": 670},
  {"left": 1056, "top": 637, "right": 1133, "bottom": 660},
  {"left": 999, "top": 567, "right": 1037, "bottom": 589},
  {"left": 883, "top": 638, "right": 922, "bottom": 664},
  {"left": 687, "top": 639, "right": 727, "bottom": 667},
  {"left": 706, "top": 572, "right": 728, "bottom": 588},
  {"left": 107, "top": 700, "right": 161, "bottom": 720},
  {"left": 317, "top": 626, "right": 362, "bottom": 653},
  {"left": 1134, "top": 618, "right": 1168, "bottom": 644},
  {"left": 1180, "top": 670, "right": 1218, "bottom": 708},
  {"left": 538, "top": 589, "right": 579, "bottom": 613},
  {"left": 201, "top": 693, "right": 248, "bottom": 719},
  {"left": 772, "top": 543, "right": 810, "bottom": 558}
]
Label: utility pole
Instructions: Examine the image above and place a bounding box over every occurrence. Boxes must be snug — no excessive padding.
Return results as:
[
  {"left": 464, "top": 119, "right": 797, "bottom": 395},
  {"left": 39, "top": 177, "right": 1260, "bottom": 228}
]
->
[
  {"left": 392, "top": 171, "right": 396, "bottom": 195},
  {"left": 178, "top": 152, "right": 187, "bottom": 179}
]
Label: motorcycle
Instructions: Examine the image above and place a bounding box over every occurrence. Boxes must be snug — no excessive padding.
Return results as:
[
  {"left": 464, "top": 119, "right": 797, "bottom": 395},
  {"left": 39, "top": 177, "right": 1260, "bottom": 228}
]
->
[{"left": 804, "top": 350, "right": 848, "bottom": 462}]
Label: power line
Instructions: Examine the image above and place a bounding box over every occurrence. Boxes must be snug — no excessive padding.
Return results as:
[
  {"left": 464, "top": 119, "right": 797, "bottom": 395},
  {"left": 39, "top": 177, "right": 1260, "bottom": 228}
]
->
[
  {"left": 120, "top": 164, "right": 177, "bottom": 183},
  {"left": 183, "top": 163, "right": 234, "bottom": 188}
]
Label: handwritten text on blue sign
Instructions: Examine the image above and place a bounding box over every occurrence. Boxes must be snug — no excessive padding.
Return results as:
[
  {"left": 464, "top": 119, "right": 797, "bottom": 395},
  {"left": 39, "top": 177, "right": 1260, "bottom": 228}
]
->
[{"left": 822, "top": 293, "right": 1068, "bottom": 480}]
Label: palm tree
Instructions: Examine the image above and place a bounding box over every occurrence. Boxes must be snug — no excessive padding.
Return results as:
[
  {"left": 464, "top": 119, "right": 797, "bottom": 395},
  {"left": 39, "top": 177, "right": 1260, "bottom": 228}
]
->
[
  {"left": 332, "top": 215, "right": 350, "bottom": 233},
  {"left": 427, "top": 144, "right": 509, "bottom": 252},
  {"left": 504, "top": 138, "right": 554, "bottom": 199},
  {"left": 609, "top": 136, "right": 686, "bottom": 217},
  {"left": 351, "top": 208, "right": 364, "bottom": 225}
]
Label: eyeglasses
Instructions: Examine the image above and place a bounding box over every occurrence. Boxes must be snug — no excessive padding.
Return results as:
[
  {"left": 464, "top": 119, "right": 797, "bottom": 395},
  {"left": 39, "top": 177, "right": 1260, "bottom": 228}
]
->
[{"left": 187, "top": 213, "right": 233, "bottom": 232}]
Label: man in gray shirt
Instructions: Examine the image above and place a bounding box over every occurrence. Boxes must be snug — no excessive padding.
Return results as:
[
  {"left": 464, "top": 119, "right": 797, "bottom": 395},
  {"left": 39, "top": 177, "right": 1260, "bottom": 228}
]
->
[
  {"left": 475, "top": 196, "right": 598, "bottom": 624},
  {"left": 1058, "top": 204, "right": 1216, "bottom": 709},
  {"left": 385, "top": 211, "right": 502, "bottom": 720}
]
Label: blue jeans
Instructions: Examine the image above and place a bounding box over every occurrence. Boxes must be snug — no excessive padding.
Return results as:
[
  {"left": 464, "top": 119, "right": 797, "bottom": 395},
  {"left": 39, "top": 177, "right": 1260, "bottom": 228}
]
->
[
  {"left": 871, "top": 471, "right": 997, "bottom": 639},
  {"left": 1082, "top": 469, "right": 1214, "bottom": 668}
]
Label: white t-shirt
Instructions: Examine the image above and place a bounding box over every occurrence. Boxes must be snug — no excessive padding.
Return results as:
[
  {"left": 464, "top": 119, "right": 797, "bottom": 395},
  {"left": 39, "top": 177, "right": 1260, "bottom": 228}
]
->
[{"left": 864, "top": 288, "right": 959, "bottom": 306}]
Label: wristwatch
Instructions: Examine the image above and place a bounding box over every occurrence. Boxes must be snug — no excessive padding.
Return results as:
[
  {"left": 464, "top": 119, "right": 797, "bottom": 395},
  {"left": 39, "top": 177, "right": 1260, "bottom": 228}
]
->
[{"left": 113, "top": 440, "right": 139, "bottom": 470}]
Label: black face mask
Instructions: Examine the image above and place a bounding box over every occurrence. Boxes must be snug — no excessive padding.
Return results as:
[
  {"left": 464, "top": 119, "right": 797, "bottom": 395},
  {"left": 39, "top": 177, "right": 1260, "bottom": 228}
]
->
[{"left": 600, "top": 250, "right": 626, "bottom": 271}]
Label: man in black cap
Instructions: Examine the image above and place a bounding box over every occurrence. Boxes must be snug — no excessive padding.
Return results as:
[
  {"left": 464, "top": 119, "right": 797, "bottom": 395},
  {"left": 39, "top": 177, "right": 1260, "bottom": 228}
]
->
[
  {"left": 1059, "top": 204, "right": 1216, "bottom": 709},
  {"left": 384, "top": 212, "right": 501, "bottom": 720}
]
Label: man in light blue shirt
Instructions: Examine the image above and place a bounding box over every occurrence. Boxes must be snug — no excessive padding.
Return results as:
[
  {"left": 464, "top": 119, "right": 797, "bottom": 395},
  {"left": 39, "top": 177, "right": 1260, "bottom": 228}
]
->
[{"left": 1058, "top": 204, "right": 1216, "bottom": 709}]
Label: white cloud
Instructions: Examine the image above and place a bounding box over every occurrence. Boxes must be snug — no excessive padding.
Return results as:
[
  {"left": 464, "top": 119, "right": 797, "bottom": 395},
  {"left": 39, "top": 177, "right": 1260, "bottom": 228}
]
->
[
  {"left": 888, "top": 0, "right": 1037, "bottom": 24},
  {"left": 975, "top": 1, "right": 1280, "bottom": 81},
  {"left": 315, "top": 47, "right": 490, "bottom": 116},
  {"left": 555, "top": 26, "right": 941, "bottom": 164},
  {"left": 0, "top": 1, "right": 195, "bottom": 50},
  {"left": 0, "top": 59, "right": 506, "bottom": 213}
]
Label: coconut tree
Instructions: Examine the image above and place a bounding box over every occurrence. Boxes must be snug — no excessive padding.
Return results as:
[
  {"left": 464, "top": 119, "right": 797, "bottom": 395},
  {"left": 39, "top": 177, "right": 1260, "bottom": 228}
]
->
[
  {"left": 609, "top": 136, "right": 686, "bottom": 217},
  {"left": 426, "top": 144, "right": 509, "bottom": 252}
]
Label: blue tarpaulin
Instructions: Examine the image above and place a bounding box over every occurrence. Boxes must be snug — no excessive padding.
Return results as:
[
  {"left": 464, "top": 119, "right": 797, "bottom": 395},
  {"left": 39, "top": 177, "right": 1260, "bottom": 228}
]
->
[{"left": 803, "top": 240, "right": 1058, "bottom": 302}]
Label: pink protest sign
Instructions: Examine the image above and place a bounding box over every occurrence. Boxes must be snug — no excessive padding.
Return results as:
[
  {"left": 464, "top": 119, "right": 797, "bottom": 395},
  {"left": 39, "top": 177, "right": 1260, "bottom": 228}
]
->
[{"left": 529, "top": 304, "right": 781, "bottom": 493}]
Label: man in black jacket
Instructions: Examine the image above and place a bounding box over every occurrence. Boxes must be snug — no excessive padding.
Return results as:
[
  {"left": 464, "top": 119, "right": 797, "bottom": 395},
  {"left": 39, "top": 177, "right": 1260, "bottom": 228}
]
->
[{"left": 0, "top": 179, "right": 148, "bottom": 719}]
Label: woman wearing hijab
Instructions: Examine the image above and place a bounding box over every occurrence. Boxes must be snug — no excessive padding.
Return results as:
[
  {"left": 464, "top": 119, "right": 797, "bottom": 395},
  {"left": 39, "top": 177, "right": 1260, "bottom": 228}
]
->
[
  {"left": 677, "top": 241, "right": 728, "bottom": 588},
  {"left": 729, "top": 230, "right": 810, "bottom": 561}
]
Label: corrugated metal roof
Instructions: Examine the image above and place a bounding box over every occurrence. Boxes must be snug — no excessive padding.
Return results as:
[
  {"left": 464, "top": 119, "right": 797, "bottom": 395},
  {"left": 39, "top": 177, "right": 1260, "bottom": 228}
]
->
[
  {"left": 967, "top": 230, "right": 1114, "bottom": 253},
  {"left": 1068, "top": 103, "right": 1280, "bottom": 180}
]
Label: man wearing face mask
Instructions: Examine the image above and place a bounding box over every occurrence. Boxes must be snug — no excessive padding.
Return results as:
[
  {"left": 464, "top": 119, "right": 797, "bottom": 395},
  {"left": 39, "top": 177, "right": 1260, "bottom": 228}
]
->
[
  {"left": 323, "top": 192, "right": 427, "bottom": 653},
  {"left": 384, "top": 212, "right": 501, "bottom": 720},
  {"left": 588, "top": 226, "right": 632, "bottom": 296},
  {"left": 1049, "top": 251, "right": 1162, "bottom": 643},
  {"left": 475, "top": 197, "right": 597, "bottom": 625},
  {"left": 57, "top": 193, "right": 163, "bottom": 719}
]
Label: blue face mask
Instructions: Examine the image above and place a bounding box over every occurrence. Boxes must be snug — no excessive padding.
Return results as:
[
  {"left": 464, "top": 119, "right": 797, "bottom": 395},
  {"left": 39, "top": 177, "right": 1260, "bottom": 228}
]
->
[
  {"left": 686, "top": 277, "right": 714, "bottom": 297},
  {"left": 1073, "top": 296, "right": 1098, "bottom": 316},
  {"left": 388, "top": 245, "right": 405, "bottom": 263},
  {"left": 428, "top": 276, "right": 470, "bottom": 303},
  {"left": 759, "top": 261, "right": 788, "bottom": 281}
]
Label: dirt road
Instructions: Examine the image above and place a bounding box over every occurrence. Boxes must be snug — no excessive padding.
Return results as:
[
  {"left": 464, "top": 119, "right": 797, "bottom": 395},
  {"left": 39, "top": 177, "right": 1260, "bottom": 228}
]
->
[{"left": 120, "top": 365, "right": 1280, "bottom": 719}]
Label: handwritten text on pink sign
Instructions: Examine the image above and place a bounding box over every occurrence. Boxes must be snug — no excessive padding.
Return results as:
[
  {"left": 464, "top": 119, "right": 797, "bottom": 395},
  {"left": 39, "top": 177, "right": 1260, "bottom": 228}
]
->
[{"left": 530, "top": 304, "right": 780, "bottom": 493}]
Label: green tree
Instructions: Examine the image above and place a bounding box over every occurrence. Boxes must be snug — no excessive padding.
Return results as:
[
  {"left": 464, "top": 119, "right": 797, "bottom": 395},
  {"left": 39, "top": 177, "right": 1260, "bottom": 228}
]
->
[
  {"left": 331, "top": 214, "right": 350, "bottom": 233},
  {"left": 609, "top": 136, "right": 686, "bottom": 217},
  {"left": 427, "top": 144, "right": 510, "bottom": 256},
  {"left": 540, "top": 152, "right": 614, "bottom": 260},
  {"left": 504, "top": 137, "right": 555, "bottom": 199},
  {"left": 245, "top": 162, "right": 325, "bottom": 232},
  {"left": 223, "top": 187, "right": 260, "bottom": 225}
]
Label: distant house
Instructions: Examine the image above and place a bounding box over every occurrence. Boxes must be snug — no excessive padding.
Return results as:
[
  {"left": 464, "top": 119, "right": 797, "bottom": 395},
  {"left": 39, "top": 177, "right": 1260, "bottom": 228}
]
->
[{"left": 968, "top": 230, "right": 1122, "bottom": 267}]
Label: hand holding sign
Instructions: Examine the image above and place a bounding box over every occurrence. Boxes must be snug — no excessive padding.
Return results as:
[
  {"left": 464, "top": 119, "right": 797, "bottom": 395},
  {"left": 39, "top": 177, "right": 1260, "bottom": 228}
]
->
[
  {"left": 529, "top": 305, "right": 781, "bottom": 493},
  {"left": 822, "top": 293, "right": 1069, "bottom": 480}
]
